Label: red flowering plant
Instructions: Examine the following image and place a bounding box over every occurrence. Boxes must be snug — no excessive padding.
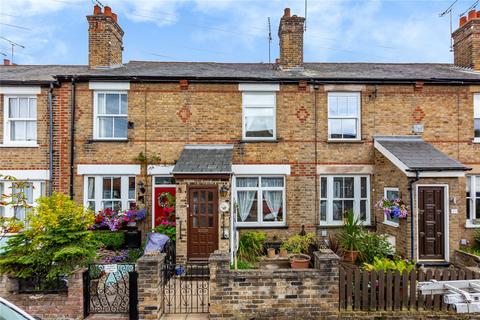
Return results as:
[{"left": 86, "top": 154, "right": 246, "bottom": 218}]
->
[
  {"left": 153, "top": 219, "right": 176, "bottom": 241},
  {"left": 157, "top": 192, "right": 176, "bottom": 222},
  {"left": 92, "top": 208, "right": 146, "bottom": 231}
]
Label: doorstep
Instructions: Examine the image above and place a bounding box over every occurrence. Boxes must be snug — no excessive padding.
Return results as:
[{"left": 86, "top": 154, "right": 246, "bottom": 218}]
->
[
  {"left": 416, "top": 261, "right": 451, "bottom": 268},
  {"left": 160, "top": 314, "right": 209, "bottom": 320},
  {"left": 85, "top": 314, "right": 129, "bottom": 320}
]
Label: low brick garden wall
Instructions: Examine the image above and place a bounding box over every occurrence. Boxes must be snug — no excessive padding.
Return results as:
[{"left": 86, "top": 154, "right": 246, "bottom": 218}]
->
[
  {"left": 0, "top": 269, "right": 85, "bottom": 320},
  {"left": 208, "top": 249, "right": 340, "bottom": 319},
  {"left": 136, "top": 252, "right": 165, "bottom": 320}
]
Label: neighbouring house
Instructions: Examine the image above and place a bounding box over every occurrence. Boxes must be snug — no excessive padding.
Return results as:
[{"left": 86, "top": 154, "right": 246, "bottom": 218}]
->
[{"left": 3, "top": 5, "right": 480, "bottom": 264}]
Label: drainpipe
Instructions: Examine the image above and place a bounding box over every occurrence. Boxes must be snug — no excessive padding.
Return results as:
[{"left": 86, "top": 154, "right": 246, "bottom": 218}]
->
[
  {"left": 69, "top": 77, "right": 77, "bottom": 199},
  {"left": 48, "top": 83, "right": 54, "bottom": 196},
  {"left": 408, "top": 170, "right": 420, "bottom": 260},
  {"left": 312, "top": 79, "right": 319, "bottom": 224}
]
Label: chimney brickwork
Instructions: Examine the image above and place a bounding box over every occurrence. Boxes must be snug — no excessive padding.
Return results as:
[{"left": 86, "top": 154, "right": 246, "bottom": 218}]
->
[
  {"left": 453, "top": 10, "right": 480, "bottom": 70},
  {"left": 278, "top": 8, "right": 305, "bottom": 70},
  {"left": 87, "top": 5, "right": 124, "bottom": 69}
]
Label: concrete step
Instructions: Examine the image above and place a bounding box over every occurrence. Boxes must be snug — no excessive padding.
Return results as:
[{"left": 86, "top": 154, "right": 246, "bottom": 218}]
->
[{"left": 85, "top": 314, "right": 129, "bottom": 320}]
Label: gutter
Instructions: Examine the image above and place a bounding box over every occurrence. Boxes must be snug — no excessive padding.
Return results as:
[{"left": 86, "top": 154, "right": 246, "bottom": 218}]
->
[
  {"left": 69, "top": 77, "right": 77, "bottom": 199},
  {"left": 408, "top": 171, "right": 420, "bottom": 260}
]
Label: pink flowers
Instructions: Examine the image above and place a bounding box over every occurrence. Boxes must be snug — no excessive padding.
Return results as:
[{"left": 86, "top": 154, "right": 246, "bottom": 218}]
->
[{"left": 377, "top": 198, "right": 408, "bottom": 219}]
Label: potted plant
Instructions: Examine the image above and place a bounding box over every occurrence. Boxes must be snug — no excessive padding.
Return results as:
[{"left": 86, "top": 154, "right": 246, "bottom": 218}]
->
[
  {"left": 279, "top": 247, "right": 288, "bottom": 257},
  {"left": 338, "top": 210, "right": 363, "bottom": 262},
  {"left": 267, "top": 247, "right": 276, "bottom": 258},
  {"left": 281, "top": 232, "right": 316, "bottom": 269}
]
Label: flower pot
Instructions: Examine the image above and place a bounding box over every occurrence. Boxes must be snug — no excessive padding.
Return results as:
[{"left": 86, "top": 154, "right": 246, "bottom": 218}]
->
[
  {"left": 267, "top": 248, "right": 276, "bottom": 258},
  {"left": 279, "top": 248, "right": 288, "bottom": 258},
  {"left": 289, "top": 253, "right": 311, "bottom": 269},
  {"left": 343, "top": 250, "right": 359, "bottom": 262}
]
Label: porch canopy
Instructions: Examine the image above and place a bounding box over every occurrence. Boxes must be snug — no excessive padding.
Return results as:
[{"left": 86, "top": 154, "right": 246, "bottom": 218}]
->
[
  {"left": 374, "top": 136, "right": 470, "bottom": 177},
  {"left": 172, "top": 144, "right": 233, "bottom": 177}
]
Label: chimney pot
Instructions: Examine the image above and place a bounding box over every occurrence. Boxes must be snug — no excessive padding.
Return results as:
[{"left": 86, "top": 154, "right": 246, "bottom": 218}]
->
[
  {"left": 284, "top": 8, "right": 291, "bottom": 18},
  {"left": 460, "top": 16, "right": 467, "bottom": 26},
  {"left": 93, "top": 4, "right": 101, "bottom": 15},
  {"left": 3, "top": 58, "right": 10, "bottom": 65},
  {"left": 468, "top": 9, "right": 477, "bottom": 21},
  {"left": 104, "top": 6, "right": 112, "bottom": 16}
]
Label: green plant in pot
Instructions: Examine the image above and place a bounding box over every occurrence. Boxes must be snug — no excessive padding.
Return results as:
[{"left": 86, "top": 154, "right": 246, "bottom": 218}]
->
[
  {"left": 338, "top": 209, "right": 363, "bottom": 263},
  {"left": 281, "top": 232, "right": 316, "bottom": 269}
]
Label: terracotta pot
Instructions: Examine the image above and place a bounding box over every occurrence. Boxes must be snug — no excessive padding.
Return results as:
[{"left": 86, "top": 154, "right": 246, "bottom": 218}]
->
[
  {"left": 290, "top": 254, "right": 311, "bottom": 269},
  {"left": 267, "top": 248, "right": 276, "bottom": 258},
  {"left": 343, "top": 250, "right": 359, "bottom": 262},
  {"left": 279, "top": 248, "right": 288, "bottom": 257}
]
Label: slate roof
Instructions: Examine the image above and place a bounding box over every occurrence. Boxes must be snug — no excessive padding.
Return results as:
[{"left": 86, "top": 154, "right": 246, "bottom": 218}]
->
[
  {"left": 3, "top": 62, "right": 480, "bottom": 84},
  {"left": 374, "top": 136, "right": 470, "bottom": 171},
  {"left": 172, "top": 145, "right": 233, "bottom": 174}
]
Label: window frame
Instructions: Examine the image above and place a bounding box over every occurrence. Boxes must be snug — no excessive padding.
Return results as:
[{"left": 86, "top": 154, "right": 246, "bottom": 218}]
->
[
  {"left": 327, "top": 92, "right": 361, "bottom": 141},
  {"left": 0, "top": 180, "right": 45, "bottom": 222},
  {"left": 93, "top": 91, "right": 128, "bottom": 141},
  {"left": 383, "top": 187, "right": 400, "bottom": 227},
  {"left": 234, "top": 175, "right": 286, "bottom": 227},
  {"left": 241, "top": 91, "right": 277, "bottom": 141},
  {"left": 474, "top": 94, "right": 480, "bottom": 142},
  {"left": 83, "top": 175, "right": 136, "bottom": 212},
  {"left": 319, "top": 175, "right": 371, "bottom": 226},
  {"left": 3, "top": 95, "right": 38, "bottom": 147},
  {"left": 466, "top": 175, "right": 480, "bottom": 227}
]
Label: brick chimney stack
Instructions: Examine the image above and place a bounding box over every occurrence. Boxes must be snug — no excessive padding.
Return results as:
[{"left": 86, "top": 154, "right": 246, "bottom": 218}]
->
[
  {"left": 453, "top": 10, "right": 480, "bottom": 70},
  {"left": 87, "top": 5, "right": 124, "bottom": 69},
  {"left": 278, "top": 8, "right": 305, "bottom": 70}
]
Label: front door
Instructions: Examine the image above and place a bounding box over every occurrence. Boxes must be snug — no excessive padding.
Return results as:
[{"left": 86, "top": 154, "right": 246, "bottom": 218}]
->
[
  {"left": 188, "top": 186, "right": 218, "bottom": 261},
  {"left": 418, "top": 186, "right": 445, "bottom": 260}
]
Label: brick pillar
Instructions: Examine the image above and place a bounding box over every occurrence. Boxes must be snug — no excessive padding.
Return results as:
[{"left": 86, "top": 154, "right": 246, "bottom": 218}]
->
[
  {"left": 66, "top": 268, "right": 87, "bottom": 317},
  {"left": 137, "top": 252, "right": 165, "bottom": 320},
  {"left": 208, "top": 250, "right": 230, "bottom": 319},
  {"left": 314, "top": 249, "right": 340, "bottom": 313}
]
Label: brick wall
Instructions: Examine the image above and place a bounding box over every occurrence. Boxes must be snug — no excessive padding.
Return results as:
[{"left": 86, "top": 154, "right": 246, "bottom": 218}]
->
[
  {"left": 208, "top": 249, "right": 339, "bottom": 319},
  {"left": 137, "top": 252, "right": 164, "bottom": 320},
  {"left": 0, "top": 269, "right": 85, "bottom": 320}
]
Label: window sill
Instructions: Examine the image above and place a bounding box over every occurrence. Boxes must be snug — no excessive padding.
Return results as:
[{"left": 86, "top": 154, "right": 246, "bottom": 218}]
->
[
  {"left": 88, "top": 139, "right": 129, "bottom": 143},
  {"left": 473, "top": 138, "right": 480, "bottom": 144},
  {"left": 465, "top": 221, "right": 480, "bottom": 228},
  {"left": 240, "top": 139, "right": 280, "bottom": 144},
  {"left": 327, "top": 139, "right": 364, "bottom": 144},
  {"left": 317, "top": 223, "right": 372, "bottom": 228},
  {"left": 236, "top": 224, "right": 288, "bottom": 229},
  {"left": 382, "top": 220, "right": 399, "bottom": 228},
  {"left": 0, "top": 143, "right": 39, "bottom": 148}
]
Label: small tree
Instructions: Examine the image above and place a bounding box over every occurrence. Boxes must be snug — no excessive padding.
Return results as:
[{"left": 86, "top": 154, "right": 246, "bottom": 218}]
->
[{"left": 0, "top": 192, "right": 96, "bottom": 279}]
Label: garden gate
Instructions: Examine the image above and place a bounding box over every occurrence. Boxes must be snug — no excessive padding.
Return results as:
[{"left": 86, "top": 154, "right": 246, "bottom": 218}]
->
[{"left": 83, "top": 263, "right": 138, "bottom": 320}]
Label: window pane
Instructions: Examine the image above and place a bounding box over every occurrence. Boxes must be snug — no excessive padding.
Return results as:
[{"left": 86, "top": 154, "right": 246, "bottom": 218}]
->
[
  {"left": 476, "top": 199, "right": 480, "bottom": 220},
  {"left": 347, "top": 96, "right": 358, "bottom": 116},
  {"left": 328, "top": 96, "right": 337, "bottom": 116},
  {"left": 18, "top": 98, "right": 29, "bottom": 117},
  {"left": 14, "top": 206, "right": 26, "bottom": 221},
  {"left": 128, "top": 177, "right": 135, "bottom": 200},
  {"left": 476, "top": 177, "right": 480, "bottom": 198},
  {"left": 112, "top": 177, "right": 121, "bottom": 199},
  {"left": 329, "top": 119, "right": 342, "bottom": 139},
  {"left": 243, "top": 92, "right": 275, "bottom": 105},
  {"left": 361, "top": 177, "right": 367, "bottom": 198},
  {"left": 333, "top": 200, "right": 343, "bottom": 221},
  {"left": 26, "top": 121, "right": 36, "bottom": 141},
  {"left": 237, "top": 177, "right": 258, "bottom": 188},
  {"left": 344, "top": 177, "right": 354, "bottom": 198},
  {"left": 10, "top": 121, "right": 26, "bottom": 141},
  {"left": 342, "top": 119, "right": 357, "bottom": 139},
  {"left": 98, "top": 117, "right": 113, "bottom": 138},
  {"left": 155, "top": 177, "right": 175, "bottom": 185},
  {"left": 360, "top": 199, "right": 367, "bottom": 221},
  {"left": 245, "top": 110, "right": 274, "bottom": 138},
  {"left": 320, "top": 177, "right": 327, "bottom": 198},
  {"left": 0, "top": 183, "right": 4, "bottom": 217},
  {"left": 29, "top": 98, "right": 37, "bottom": 118},
  {"left": 333, "top": 177, "right": 343, "bottom": 198},
  {"left": 88, "top": 177, "right": 95, "bottom": 199},
  {"left": 114, "top": 117, "right": 128, "bottom": 138},
  {"left": 97, "top": 93, "right": 106, "bottom": 114},
  {"left": 467, "top": 176, "right": 472, "bottom": 198},
  {"left": 344, "top": 200, "right": 354, "bottom": 215},
  {"left": 261, "top": 177, "right": 283, "bottom": 187},
  {"left": 263, "top": 190, "right": 283, "bottom": 222},
  {"left": 237, "top": 190, "right": 257, "bottom": 222},
  {"left": 88, "top": 201, "right": 95, "bottom": 211},
  {"left": 468, "top": 198, "right": 472, "bottom": 219},
  {"left": 106, "top": 93, "right": 120, "bottom": 114},
  {"left": 102, "top": 178, "right": 112, "bottom": 199},
  {"left": 337, "top": 96, "right": 348, "bottom": 116},
  {"left": 8, "top": 98, "right": 18, "bottom": 117},
  {"left": 475, "top": 119, "right": 480, "bottom": 138},
  {"left": 320, "top": 200, "right": 327, "bottom": 221},
  {"left": 120, "top": 94, "right": 128, "bottom": 114},
  {"left": 386, "top": 190, "right": 399, "bottom": 201}
]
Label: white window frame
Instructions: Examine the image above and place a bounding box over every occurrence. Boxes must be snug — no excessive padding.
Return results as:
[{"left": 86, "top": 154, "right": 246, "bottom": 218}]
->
[
  {"left": 383, "top": 187, "right": 400, "bottom": 227},
  {"left": 0, "top": 180, "right": 45, "bottom": 221},
  {"left": 93, "top": 91, "right": 128, "bottom": 140},
  {"left": 327, "top": 92, "right": 361, "bottom": 141},
  {"left": 474, "top": 94, "right": 480, "bottom": 143},
  {"left": 83, "top": 175, "right": 136, "bottom": 212},
  {"left": 466, "top": 175, "right": 480, "bottom": 227},
  {"left": 241, "top": 91, "right": 277, "bottom": 141},
  {"left": 319, "top": 175, "right": 370, "bottom": 226},
  {"left": 3, "top": 95, "right": 38, "bottom": 147},
  {"left": 234, "top": 175, "right": 286, "bottom": 227}
]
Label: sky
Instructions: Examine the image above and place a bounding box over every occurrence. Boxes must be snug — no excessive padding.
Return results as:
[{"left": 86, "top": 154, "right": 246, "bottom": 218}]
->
[{"left": 0, "top": 0, "right": 476, "bottom": 65}]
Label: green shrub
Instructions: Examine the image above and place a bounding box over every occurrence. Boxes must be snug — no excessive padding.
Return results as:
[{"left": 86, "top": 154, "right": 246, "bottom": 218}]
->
[
  {"left": 234, "top": 260, "right": 255, "bottom": 269},
  {"left": 357, "top": 232, "right": 394, "bottom": 263},
  {"left": 363, "top": 257, "right": 415, "bottom": 273},
  {"left": 153, "top": 222, "right": 176, "bottom": 241},
  {"left": 338, "top": 210, "right": 363, "bottom": 251},
  {"left": 92, "top": 231, "right": 125, "bottom": 250},
  {"left": 237, "top": 231, "right": 266, "bottom": 262},
  {"left": 280, "top": 232, "right": 317, "bottom": 254},
  {"left": 127, "top": 248, "right": 144, "bottom": 262},
  {"left": 0, "top": 192, "right": 96, "bottom": 280}
]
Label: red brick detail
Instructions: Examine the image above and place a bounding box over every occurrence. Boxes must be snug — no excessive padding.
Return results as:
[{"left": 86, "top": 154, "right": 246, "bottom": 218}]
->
[
  {"left": 179, "top": 80, "right": 189, "bottom": 90},
  {"left": 176, "top": 105, "right": 192, "bottom": 123},
  {"left": 412, "top": 106, "right": 426, "bottom": 123},
  {"left": 295, "top": 106, "right": 310, "bottom": 124},
  {"left": 298, "top": 80, "right": 308, "bottom": 91}
]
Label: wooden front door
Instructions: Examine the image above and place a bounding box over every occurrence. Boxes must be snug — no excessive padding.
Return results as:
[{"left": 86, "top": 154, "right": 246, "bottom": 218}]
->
[
  {"left": 418, "top": 187, "right": 445, "bottom": 260},
  {"left": 187, "top": 186, "right": 218, "bottom": 261}
]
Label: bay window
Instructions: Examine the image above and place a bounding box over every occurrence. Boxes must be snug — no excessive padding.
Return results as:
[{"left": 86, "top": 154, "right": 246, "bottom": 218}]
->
[
  {"left": 320, "top": 175, "right": 370, "bottom": 225},
  {"left": 235, "top": 176, "right": 285, "bottom": 226},
  {"left": 328, "top": 92, "right": 361, "bottom": 140},
  {"left": 84, "top": 176, "right": 136, "bottom": 212},
  {"left": 94, "top": 92, "right": 128, "bottom": 140}
]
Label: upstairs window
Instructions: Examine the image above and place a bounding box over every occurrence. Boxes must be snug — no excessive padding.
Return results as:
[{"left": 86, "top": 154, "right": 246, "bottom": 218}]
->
[
  {"left": 474, "top": 94, "right": 480, "bottom": 141},
  {"left": 328, "top": 92, "right": 361, "bottom": 140},
  {"left": 242, "top": 92, "right": 276, "bottom": 140},
  {"left": 94, "top": 92, "right": 128, "bottom": 140},
  {"left": 3, "top": 96, "right": 37, "bottom": 146}
]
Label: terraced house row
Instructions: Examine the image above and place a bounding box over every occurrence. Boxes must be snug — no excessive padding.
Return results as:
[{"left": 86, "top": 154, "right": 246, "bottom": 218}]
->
[{"left": 2, "top": 5, "right": 480, "bottom": 264}]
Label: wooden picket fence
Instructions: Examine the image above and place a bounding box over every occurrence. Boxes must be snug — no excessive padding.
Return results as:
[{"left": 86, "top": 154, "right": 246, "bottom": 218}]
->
[{"left": 339, "top": 265, "right": 479, "bottom": 311}]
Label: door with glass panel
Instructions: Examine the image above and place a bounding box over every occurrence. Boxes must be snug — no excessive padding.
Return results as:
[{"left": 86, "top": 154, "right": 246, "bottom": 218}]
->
[{"left": 187, "top": 186, "right": 218, "bottom": 261}]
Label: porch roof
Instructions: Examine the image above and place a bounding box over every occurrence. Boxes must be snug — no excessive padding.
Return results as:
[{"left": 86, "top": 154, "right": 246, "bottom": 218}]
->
[
  {"left": 172, "top": 144, "right": 233, "bottom": 175},
  {"left": 374, "top": 136, "right": 470, "bottom": 176}
]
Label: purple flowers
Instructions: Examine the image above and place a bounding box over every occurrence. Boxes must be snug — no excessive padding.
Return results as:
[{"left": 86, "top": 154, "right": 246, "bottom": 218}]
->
[
  {"left": 377, "top": 198, "right": 408, "bottom": 219},
  {"left": 92, "top": 208, "right": 147, "bottom": 231}
]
